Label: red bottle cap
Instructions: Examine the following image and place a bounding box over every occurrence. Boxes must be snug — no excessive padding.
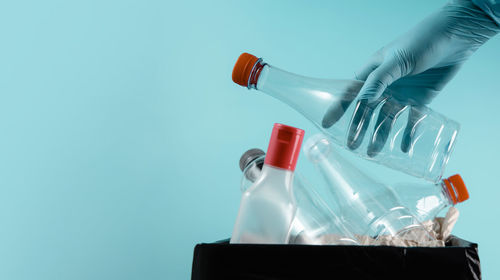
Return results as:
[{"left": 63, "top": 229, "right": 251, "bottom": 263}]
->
[
  {"left": 232, "top": 53, "right": 259, "bottom": 87},
  {"left": 443, "top": 174, "right": 469, "bottom": 205},
  {"left": 264, "top": 123, "right": 305, "bottom": 171}
]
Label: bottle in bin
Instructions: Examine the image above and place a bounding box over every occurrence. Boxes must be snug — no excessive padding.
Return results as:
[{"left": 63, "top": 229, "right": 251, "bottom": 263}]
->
[
  {"left": 303, "top": 134, "right": 438, "bottom": 245},
  {"left": 393, "top": 174, "right": 469, "bottom": 222},
  {"left": 230, "top": 123, "right": 304, "bottom": 244},
  {"left": 232, "top": 52, "right": 459, "bottom": 182},
  {"left": 239, "top": 148, "right": 359, "bottom": 245}
]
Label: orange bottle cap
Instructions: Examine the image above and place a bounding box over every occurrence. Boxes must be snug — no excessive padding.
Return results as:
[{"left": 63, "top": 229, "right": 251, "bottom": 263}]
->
[
  {"left": 443, "top": 174, "right": 469, "bottom": 204},
  {"left": 232, "top": 53, "right": 259, "bottom": 87}
]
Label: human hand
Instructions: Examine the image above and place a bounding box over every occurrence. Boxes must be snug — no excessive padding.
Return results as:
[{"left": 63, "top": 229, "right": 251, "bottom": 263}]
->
[{"left": 323, "top": 0, "right": 499, "bottom": 157}]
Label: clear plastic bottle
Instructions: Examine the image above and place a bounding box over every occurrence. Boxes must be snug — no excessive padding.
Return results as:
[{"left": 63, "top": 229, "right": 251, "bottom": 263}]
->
[
  {"left": 230, "top": 123, "right": 304, "bottom": 244},
  {"left": 392, "top": 174, "right": 469, "bottom": 222},
  {"left": 239, "top": 148, "right": 359, "bottom": 245},
  {"left": 232, "top": 53, "right": 459, "bottom": 182},
  {"left": 303, "top": 134, "right": 437, "bottom": 245}
]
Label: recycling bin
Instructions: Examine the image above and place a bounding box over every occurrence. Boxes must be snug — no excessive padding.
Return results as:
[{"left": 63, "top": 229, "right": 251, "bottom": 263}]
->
[{"left": 191, "top": 236, "right": 480, "bottom": 280}]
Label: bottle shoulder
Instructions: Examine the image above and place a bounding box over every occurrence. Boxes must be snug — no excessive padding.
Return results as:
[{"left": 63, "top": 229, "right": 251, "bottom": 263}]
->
[
  {"left": 244, "top": 179, "right": 293, "bottom": 198},
  {"left": 242, "top": 167, "right": 295, "bottom": 204}
]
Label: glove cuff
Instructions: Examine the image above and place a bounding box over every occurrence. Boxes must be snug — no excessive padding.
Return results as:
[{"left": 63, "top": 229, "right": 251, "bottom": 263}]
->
[
  {"left": 472, "top": 0, "right": 500, "bottom": 27},
  {"left": 442, "top": 0, "right": 500, "bottom": 47}
]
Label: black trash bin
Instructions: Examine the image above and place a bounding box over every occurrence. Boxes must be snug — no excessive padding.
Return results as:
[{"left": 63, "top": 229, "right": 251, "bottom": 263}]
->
[{"left": 191, "top": 236, "right": 480, "bottom": 280}]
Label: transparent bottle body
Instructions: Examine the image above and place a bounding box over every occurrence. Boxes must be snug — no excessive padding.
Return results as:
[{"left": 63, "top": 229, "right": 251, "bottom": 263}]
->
[
  {"left": 241, "top": 155, "right": 359, "bottom": 245},
  {"left": 230, "top": 164, "right": 296, "bottom": 244},
  {"left": 392, "top": 181, "right": 453, "bottom": 222},
  {"left": 303, "top": 134, "right": 436, "bottom": 244},
  {"left": 254, "top": 64, "right": 459, "bottom": 182}
]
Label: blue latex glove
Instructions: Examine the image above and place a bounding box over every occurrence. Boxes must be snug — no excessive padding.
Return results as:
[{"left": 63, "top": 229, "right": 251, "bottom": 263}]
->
[
  {"left": 473, "top": 0, "right": 500, "bottom": 25},
  {"left": 323, "top": 0, "right": 499, "bottom": 157}
]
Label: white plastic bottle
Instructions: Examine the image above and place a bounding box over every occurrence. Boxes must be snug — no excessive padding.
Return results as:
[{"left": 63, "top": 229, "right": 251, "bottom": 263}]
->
[
  {"left": 230, "top": 123, "right": 304, "bottom": 244},
  {"left": 392, "top": 174, "right": 469, "bottom": 222},
  {"left": 232, "top": 53, "right": 459, "bottom": 182},
  {"left": 303, "top": 134, "right": 438, "bottom": 246},
  {"left": 239, "top": 148, "right": 359, "bottom": 245}
]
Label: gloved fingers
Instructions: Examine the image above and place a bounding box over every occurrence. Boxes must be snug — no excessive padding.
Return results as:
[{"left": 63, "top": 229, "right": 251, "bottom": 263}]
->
[
  {"left": 358, "top": 56, "right": 404, "bottom": 102},
  {"left": 322, "top": 82, "right": 362, "bottom": 128},
  {"left": 347, "top": 99, "right": 376, "bottom": 150},
  {"left": 323, "top": 53, "right": 384, "bottom": 129},
  {"left": 401, "top": 106, "right": 426, "bottom": 153},
  {"left": 355, "top": 50, "right": 385, "bottom": 81},
  {"left": 367, "top": 99, "right": 407, "bottom": 157},
  {"left": 323, "top": 51, "right": 385, "bottom": 129},
  {"left": 347, "top": 56, "right": 403, "bottom": 150}
]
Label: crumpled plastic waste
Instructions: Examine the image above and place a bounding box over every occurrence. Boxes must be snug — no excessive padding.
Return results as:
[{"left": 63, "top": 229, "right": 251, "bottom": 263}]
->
[{"left": 309, "top": 207, "right": 459, "bottom": 247}]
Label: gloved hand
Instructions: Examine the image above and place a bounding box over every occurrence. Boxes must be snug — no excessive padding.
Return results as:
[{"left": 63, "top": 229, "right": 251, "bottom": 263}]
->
[{"left": 323, "top": 0, "right": 499, "bottom": 157}]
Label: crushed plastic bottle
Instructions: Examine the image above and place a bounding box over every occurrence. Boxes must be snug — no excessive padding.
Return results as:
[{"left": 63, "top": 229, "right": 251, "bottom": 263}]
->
[
  {"left": 232, "top": 52, "right": 459, "bottom": 182},
  {"left": 230, "top": 123, "right": 304, "bottom": 244},
  {"left": 303, "top": 134, "right": 438, "bottom": 246},
  {"left": 392, "top": 174, "right": 469, "bottom": 222},
  {"left": 239, "top": 148, "right": 359, "bottom": 245}
]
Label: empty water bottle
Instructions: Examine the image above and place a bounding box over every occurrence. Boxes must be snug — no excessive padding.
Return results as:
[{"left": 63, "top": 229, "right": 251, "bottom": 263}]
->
[
  {"left": 303, "top": 134, "right": 438, "bottom": 246},
  {"left": 239, "top": 148, "right": 359, "bottom": 245},
  {"left": 392, "top": 174, "right": 469, "bottom": 222},
  {"left": 232, "top": 52, "right": 459, "bottom": 182},
  {"left": 230, "top": 123, "right": 304, "bottom": 244}
]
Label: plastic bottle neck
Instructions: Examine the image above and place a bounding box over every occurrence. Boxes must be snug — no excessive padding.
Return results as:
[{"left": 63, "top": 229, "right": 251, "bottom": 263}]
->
[
  {"left": 440, "top": 180, "right": 457, "bottom": 206},
  {"left": 247, "top": 59, "right": 266, "bottom": 89},
  {"left": 243, "top": 156, "right": 264, "bottom": 183}
]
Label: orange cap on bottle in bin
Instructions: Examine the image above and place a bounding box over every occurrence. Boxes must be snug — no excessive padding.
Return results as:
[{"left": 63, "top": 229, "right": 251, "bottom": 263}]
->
[
  {"left": 443, "top": 174, "right": 469, "bottom": 205},
  {"left": 232, "top": 53, "right": 259, "bottom": 87}
]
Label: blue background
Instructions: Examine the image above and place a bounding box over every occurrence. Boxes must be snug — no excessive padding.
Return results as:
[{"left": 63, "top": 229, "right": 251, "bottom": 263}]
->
[{"left": 1, "top": 0, "right": 499, "bottom": 279}]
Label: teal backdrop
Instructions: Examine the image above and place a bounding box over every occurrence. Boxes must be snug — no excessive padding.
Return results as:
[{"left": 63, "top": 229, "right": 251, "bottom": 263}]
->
[{"left": 1, "top": 0, "right": 499, "bottom": 279}]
